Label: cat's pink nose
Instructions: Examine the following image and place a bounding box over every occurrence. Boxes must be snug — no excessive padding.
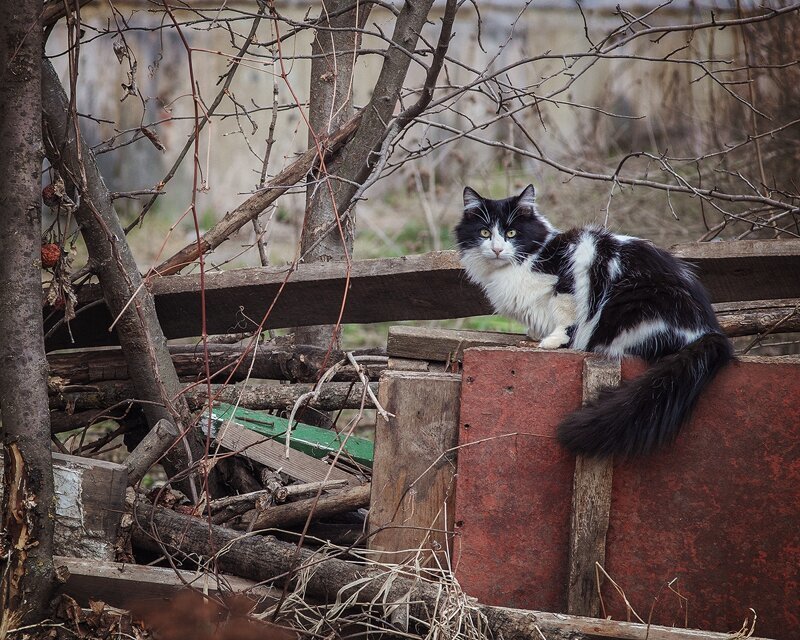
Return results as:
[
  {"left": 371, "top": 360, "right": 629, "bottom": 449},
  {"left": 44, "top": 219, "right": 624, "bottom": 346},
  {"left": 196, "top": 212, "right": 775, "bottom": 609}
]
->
[{"left": 492, "top": 247, "right": 502, "bottom": 257}]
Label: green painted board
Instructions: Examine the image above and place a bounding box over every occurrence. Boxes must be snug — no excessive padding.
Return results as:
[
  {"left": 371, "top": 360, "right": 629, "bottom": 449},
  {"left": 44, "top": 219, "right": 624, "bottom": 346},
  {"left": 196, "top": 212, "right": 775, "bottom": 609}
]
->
[{"left": 207, "top": 403, "right": 373, "bottom": 468}]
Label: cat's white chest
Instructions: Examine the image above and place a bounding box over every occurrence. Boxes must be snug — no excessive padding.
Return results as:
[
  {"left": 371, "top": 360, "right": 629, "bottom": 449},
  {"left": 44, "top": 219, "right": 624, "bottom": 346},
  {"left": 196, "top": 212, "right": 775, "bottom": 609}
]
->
[{"left": 475, "top": 262, "right": 561, "bottom": 338}]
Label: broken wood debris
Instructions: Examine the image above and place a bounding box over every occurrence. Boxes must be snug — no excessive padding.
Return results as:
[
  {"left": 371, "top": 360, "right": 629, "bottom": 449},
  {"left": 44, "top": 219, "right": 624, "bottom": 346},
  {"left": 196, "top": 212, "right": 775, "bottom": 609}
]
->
[
  {"left": 47, "top": 342, "right": 387, "bottom": 386},
  {"left": 48, "top": 379, "right": 377, "bottom": 414},
  {"left": 129, "top": 501, "right": 772, "bottom": 640}
]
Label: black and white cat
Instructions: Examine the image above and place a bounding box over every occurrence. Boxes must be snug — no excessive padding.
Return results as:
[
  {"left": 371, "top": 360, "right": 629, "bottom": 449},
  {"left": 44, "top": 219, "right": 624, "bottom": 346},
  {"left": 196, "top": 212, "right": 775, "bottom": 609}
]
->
[{"left": 455, "top": 184, "right": 734, "bottom": 457}]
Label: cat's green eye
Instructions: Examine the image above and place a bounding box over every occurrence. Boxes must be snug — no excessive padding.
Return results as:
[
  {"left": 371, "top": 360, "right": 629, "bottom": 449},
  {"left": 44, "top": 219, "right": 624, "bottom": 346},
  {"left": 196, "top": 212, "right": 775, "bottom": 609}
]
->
[
  {"left": 480, "top": 229, "right": 491, "bottom": 238},
  {"left": 506, "top": 229, "right": 517, "bottom": 238}
]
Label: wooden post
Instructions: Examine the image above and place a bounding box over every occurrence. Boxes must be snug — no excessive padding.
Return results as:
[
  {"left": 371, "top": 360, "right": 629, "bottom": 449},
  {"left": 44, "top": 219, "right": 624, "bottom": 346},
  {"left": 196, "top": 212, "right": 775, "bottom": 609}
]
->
[
  {"left": 368, "top": 371, "right": 461, "bottom": 567},
  {"left": 567, "top": 357, "right": 621, "bottom": 617}
]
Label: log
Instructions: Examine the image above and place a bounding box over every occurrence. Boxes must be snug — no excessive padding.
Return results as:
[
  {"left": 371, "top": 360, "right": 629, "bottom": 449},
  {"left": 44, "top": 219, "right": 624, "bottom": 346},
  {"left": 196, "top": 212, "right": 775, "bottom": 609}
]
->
[
  {"left": 49, "top": 380, "right": 377, "bottom": 413},
  {"left": 208, "top": 479, "right": 348, "bottom": 524},
  {"left": 714, "top": 298, "right": 800, "bottom": 337},
  {"left": 241, "top": 484, "right": 371, "bottom": 531},
  {"left": 567, "top": 357, "right": 620, "bottom": 617},
  {"left": 47, "top": 343, "right": 386, "bottom": 385},
  {"left": 192, "top": 381, "right": 377, "bottom": 411},
  {"left": 131, "top": 502, "right": 772, "bottom": 640},
  {"left": 125, "top": 418, "right": 180, "bottom": 487}
]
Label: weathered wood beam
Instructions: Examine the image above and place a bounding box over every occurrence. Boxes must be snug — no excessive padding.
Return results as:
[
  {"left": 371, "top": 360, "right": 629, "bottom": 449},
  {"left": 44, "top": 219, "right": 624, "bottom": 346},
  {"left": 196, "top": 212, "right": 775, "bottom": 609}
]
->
[
  {"left": 0, "top": 453, "right": 126, "bottom": 561},
  {"left": 387, "top": 326, "right": 524, "bottom": 362},
  {"left": 209, "top": 420, "right": 360, "bottom": 486},
  {"left": 44, "top": 242, "right": 800, "bottom": 351},
  {"left": 368, "top": 371, "right": 461, "bottom": 566},
  {"left": 567, "top": 358, "right": 620, "bottom": 617},
  {"left": 47, "top": 343, "right": 386, "bottom": 386},
  {"left": 671, "top": 239, "right": 800, "bottom": 305},
  {"left": 49, "top": 380, "right": 377, "bottom": 414},
  {"left": 44, "top": 252, "right": 485, "bottom": 350},
  {"left": 56, "top": 556, "right": 278, "bottom": 608}
]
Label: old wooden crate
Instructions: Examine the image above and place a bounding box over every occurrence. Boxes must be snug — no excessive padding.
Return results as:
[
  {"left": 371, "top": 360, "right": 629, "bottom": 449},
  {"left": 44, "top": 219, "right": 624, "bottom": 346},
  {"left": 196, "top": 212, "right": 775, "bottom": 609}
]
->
[{"left": 369, "top": 327, "right": 799, "bottom": 640}]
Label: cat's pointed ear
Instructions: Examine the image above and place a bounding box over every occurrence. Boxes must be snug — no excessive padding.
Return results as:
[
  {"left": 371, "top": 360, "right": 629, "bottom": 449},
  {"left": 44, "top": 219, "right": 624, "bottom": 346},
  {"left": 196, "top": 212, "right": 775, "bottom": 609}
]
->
[
  {"left": 517, "top": 184, "right": 537, "bottom": 212},
  {"left": 463, "top": 186, "right": 484, "bottom": 212}
]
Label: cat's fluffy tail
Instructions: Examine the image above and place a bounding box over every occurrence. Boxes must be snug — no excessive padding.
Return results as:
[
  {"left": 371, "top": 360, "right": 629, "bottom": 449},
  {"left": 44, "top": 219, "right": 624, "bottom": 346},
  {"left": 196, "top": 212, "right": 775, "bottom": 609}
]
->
[{"left": 557, "top": 333, "right": 734, "bottom": 457}]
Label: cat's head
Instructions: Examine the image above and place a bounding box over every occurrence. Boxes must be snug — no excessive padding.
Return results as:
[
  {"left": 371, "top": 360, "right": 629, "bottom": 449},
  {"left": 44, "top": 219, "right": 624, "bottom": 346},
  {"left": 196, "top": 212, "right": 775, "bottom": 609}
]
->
[{"left": 455, "top": 184, "right": 553, "bottom": 270}]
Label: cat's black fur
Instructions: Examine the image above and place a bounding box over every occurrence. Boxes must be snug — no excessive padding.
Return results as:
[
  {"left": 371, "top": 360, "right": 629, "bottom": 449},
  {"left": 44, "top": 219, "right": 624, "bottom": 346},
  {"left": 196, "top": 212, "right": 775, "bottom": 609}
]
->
[{"left": 455, "top": 184, "right": 734, "bottom": 457}]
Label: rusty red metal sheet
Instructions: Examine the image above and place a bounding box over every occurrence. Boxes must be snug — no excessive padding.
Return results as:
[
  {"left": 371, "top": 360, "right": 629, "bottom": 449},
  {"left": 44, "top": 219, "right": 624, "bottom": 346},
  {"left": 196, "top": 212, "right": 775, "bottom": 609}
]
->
[
  {"left": 454, "top": 349, "right": 800, "bottom": 639},
  {"left": 454, "top": 347, "right": 584, "bottom": 612}
]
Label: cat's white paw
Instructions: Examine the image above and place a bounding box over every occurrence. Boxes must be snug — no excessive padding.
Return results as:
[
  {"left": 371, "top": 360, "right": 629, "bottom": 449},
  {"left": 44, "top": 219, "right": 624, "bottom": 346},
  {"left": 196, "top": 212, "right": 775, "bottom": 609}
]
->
[{"left": 539, "top": 331, "right": 569, "bottom": 350}]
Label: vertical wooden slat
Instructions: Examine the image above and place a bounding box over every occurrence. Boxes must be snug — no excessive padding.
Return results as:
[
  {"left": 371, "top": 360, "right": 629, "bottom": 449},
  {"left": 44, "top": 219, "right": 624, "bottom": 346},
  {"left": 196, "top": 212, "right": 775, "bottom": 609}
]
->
[
  {"left": 368, "top": 371, "right": 461, "bottom": 567},
  {"left": 567, "top": 357, "right": 621, "bottom": 616}
]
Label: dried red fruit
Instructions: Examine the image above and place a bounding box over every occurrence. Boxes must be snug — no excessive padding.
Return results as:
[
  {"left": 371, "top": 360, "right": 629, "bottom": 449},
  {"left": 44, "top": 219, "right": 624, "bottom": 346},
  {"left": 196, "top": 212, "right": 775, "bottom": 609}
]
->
[
  {"left": 41, "top": 243, "right": 61, "bottom": 269},
  {"left": 42, "top": 183, "right": 61, "bottom": 207},
  {"left": 53, "top": 296, "right": 65, "bottom": 310}
]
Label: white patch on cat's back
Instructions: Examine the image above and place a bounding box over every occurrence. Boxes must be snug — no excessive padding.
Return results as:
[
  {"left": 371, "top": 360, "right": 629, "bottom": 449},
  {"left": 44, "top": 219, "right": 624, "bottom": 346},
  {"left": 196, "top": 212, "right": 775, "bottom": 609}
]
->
[
  {"left": 602, "top": 318, "right": 668, "bottom": 358},
  {"left": 569, "top": 232, "right": 599, "bottom": 350},
  {"left": 608, "top": 256, "right": 622, "bottom": 281}
]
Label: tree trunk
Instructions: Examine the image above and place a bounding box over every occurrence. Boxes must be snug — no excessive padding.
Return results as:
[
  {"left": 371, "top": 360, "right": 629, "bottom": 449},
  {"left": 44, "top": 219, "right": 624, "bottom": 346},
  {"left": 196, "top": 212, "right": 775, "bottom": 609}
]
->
[
  {"left": 0, "top": 0, "right": 56, "bottom": 624},
  {"left": 295, "top": 0, "right": 373, "bottom": 349},
  {"left": 40, "top": 61, "right": 221, "bottom": 500},
  {"left": 320, "top": 0, "right": 438, "bottom": 229}
]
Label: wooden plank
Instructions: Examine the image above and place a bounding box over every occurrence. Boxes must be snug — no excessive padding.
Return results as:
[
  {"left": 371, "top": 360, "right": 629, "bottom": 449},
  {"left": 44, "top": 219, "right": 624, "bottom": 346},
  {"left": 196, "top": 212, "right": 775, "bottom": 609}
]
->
[
  {"left": 495, "top": 608, "right": 774, "bottom": 640},
  {"left": 0, "top": 453, "right": 127, "bottom": 560},
  {"left": 387, "top": 325, "right": 526, "bottom": 362},
  {"left": 211, "top": 420, "right": 360, "bottom": 485},
  {"left": 368, "top": 371, "right": 461, "bottom": 566},
  {"left": 57, "top": 556, "right": 278, "bottom": 607},
  {"left": 672, "top": 239, "right": 800, "bottom": 304},
  {"left": 44, "top": 242, "right": 800, "bottom": 350},
  {"left": 44, "top": 252, "right": 490, "bottom": 350},
  {"left": 567, "top": 357, "right": 621, "bottom": 617}
]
